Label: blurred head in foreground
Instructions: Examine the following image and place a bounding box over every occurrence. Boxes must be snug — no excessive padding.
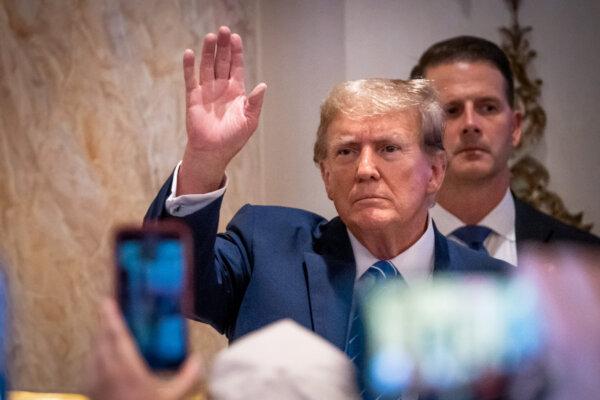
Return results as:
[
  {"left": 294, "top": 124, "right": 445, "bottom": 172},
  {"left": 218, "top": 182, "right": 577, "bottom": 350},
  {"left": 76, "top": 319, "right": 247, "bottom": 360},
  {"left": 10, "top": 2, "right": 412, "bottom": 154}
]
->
[
  {"left": 208, "top": 319, "right": 360, "bottom": 400},
  {"left": 518, "top": 244, "right": 600, "bottom": 400},
  {"left": 358, "top": 244, "right": 600, "bottom": 400}
]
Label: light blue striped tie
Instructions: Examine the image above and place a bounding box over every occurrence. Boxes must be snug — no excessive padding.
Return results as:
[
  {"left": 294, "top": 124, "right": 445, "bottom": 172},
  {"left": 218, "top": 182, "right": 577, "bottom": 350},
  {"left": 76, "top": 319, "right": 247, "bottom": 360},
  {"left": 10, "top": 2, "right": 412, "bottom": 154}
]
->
[{"left": 347, "top": 260, "right": 403, "bottom": 399}]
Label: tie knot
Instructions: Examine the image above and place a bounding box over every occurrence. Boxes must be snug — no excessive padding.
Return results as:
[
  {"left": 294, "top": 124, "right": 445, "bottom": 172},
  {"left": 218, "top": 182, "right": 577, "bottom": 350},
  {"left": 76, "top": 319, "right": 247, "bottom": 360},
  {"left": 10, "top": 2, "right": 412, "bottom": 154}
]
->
[
  {"left": 451, "top": 225, "right": 492, "bottom": 252},
  {"left": 357, "top": 260, "right": 404, "bottom": 297},
  {"left": 360, "top": 260, "right": 399, "bottom": 284}
]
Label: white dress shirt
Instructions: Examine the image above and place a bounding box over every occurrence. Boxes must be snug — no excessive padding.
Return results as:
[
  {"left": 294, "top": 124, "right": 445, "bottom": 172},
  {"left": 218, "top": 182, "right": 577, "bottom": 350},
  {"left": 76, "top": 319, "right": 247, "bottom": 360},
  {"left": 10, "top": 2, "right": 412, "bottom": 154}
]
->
[
  {"left": 165, "top": 162, "right": 436, "bottom": 283},
  {"left": 166, "top": 162, "right": 227, "bottom": 217},
  {"left": 430, "top": 188, "right": 517, "bottom": 266},
  {"left": 347, "top": 218, "right": 435, "bottom": 286}
]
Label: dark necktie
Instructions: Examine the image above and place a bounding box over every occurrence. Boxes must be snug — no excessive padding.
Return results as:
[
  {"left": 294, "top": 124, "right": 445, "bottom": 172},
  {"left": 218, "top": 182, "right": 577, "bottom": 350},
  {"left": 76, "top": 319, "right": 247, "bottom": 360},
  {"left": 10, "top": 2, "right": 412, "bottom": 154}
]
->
[
  {"left": 451, "top": 225, "right": 492, "bottom": 254},
  {"left": 347, "top": 260, "right": 403, "bottom": 399}
]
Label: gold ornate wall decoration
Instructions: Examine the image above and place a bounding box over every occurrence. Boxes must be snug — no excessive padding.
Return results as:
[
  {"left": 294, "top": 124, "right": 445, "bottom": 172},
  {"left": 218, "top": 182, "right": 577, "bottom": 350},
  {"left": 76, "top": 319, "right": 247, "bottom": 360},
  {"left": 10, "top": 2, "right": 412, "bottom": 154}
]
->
[{"left": 500, "top": 0, "right": 593, "bottom": 231}]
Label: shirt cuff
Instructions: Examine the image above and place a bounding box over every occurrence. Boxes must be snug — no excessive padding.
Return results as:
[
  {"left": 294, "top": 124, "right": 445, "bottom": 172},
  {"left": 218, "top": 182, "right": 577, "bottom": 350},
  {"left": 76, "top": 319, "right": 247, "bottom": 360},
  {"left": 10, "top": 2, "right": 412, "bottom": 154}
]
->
[{"left": 165, "top": 161, "right": 227, "bottom": 217}]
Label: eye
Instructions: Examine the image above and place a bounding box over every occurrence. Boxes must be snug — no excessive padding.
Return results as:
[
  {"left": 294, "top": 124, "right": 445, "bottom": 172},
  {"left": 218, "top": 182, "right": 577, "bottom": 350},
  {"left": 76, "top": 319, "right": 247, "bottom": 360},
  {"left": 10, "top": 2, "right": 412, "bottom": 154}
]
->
[
  {"left": 334, "top": 147, "right": 358, "bottom": 161},
  {"left": 444, "top": 104, "right": 461, "bottom": 118},
  {"left": 382, "top": 145, "right": 400, "bottom": 153},
  {"left": 336, "top": 148, "right": 353, "bottom": 156},
  {"left": 478, "top": 102, "right": 500, "bottom": 115}
]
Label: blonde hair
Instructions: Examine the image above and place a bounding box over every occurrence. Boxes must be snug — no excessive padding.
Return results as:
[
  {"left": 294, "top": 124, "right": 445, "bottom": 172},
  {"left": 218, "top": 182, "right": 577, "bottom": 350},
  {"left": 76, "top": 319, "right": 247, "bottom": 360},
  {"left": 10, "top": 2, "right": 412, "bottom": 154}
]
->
[{"left": 313, "top": 78, "right": 444, "bottom": 163}]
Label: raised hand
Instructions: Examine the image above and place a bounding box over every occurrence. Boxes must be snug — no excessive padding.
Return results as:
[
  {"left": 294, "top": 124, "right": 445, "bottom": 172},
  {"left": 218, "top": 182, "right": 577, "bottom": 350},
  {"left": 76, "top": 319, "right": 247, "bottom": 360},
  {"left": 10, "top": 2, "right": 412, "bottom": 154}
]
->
[{"left": 178, "top": 26, "right": 267, "bottom": 195}]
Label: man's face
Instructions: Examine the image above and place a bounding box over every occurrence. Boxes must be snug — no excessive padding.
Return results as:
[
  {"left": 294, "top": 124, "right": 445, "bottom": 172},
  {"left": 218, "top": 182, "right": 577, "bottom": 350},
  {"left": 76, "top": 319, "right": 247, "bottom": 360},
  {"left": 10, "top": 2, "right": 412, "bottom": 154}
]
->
[
  {"left": 424, "top": 61, "right": 521, "bottom": 184},
  {"left": 320, "top": 111, "right": 445, "bottom": 237}
]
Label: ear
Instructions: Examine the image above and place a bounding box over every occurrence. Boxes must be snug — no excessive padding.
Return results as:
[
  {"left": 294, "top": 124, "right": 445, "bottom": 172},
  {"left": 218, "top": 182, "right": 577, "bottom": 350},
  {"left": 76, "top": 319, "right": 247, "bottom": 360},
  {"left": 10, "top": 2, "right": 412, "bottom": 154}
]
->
[
  {"left": 426, "top": 150, "right": 447, "bottom": 195},
  {"left": 319, "top": 161, "right": 334, "bottom": 200},
  {"left": 511, "top": 109, "right": 523, "bottom": 148}
]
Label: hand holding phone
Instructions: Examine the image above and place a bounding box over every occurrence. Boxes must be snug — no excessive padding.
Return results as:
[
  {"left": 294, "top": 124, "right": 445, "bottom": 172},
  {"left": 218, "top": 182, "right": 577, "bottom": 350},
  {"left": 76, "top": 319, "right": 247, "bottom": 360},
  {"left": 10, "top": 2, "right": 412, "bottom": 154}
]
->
[
  {"left": 114, "top": 221, "right": 193, "bottom": 371},
  {"left": 86, "top": 298, "right": 202, "bottom": 400}
]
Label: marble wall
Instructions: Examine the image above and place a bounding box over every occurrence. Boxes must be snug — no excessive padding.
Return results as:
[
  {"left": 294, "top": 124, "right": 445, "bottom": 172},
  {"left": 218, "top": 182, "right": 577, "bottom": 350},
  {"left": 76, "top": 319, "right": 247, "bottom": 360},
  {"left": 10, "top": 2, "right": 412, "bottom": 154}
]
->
[{"left": 0, "top": 0, "right": 261, "bottom": 392}]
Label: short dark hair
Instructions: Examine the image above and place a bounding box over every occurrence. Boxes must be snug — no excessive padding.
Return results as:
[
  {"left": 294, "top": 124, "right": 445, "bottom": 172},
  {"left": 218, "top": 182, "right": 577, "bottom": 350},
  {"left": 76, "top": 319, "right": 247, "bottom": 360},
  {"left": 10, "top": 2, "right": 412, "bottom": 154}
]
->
[{"left": 410, "top": 36, "right": 515, "bottom": 107}]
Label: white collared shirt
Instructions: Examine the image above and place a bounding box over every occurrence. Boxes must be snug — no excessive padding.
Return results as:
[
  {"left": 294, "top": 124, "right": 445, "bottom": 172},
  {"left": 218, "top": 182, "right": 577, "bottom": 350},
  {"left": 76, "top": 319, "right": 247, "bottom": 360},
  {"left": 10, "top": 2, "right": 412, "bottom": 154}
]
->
[
  {"left": 165, "top": 162, "right": 227, "bottom": 217},
  {"left": 347, "top": 217, "right": 436, "bottom": 286},
  {"left": 430, "top": 188, "right": 517, "bottom": 266}
]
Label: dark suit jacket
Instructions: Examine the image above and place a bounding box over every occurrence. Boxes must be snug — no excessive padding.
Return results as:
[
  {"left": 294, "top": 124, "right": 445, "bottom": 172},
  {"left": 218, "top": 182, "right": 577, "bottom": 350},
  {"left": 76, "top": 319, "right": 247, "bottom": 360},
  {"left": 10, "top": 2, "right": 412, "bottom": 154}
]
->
[
  {"left": 146, "top": 176, "right": 510, "bottom": 351},
  {"left": 514, "top": 196, "right": 600, "bottom": 251}
]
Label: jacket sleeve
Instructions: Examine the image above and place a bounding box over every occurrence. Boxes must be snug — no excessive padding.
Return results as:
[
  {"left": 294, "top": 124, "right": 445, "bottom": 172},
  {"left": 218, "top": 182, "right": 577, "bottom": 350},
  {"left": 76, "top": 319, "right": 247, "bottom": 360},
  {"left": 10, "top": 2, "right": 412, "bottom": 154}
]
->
[{"left": 145, "top": 173, "right": 253, "bottom": 337}]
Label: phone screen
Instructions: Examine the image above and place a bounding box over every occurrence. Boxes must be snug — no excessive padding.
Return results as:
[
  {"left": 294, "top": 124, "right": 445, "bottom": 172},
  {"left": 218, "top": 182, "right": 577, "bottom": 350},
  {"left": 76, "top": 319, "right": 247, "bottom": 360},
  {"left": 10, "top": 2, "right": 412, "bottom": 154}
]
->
[{"left": 116, "top": 226, "right": 189, "bottom": 370}]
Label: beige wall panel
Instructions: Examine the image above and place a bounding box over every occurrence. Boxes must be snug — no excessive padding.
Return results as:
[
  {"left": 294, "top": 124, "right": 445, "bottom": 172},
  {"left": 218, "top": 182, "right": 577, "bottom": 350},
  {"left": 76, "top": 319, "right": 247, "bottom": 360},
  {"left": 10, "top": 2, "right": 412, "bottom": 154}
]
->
[{"left": 0, "top": 0, "right": 260, "bottom": 392}]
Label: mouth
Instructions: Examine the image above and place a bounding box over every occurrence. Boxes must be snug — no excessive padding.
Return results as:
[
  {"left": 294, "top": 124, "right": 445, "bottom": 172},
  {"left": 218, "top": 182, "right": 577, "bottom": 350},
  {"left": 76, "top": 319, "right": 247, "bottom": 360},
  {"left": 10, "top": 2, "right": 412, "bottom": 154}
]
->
[
  {"left": 455, "top": 146, "right": 489, "bottom": 155},
  {"left": 352, "top": 195, "right": 388, "bottom": 204}
]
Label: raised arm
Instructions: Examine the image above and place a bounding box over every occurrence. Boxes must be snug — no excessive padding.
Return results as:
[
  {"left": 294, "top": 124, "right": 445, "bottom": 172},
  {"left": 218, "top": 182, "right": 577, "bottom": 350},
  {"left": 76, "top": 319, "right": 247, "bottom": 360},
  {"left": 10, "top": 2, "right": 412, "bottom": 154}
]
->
[{"left": 178, "top": 26, "right": 267, "bottom": 195}]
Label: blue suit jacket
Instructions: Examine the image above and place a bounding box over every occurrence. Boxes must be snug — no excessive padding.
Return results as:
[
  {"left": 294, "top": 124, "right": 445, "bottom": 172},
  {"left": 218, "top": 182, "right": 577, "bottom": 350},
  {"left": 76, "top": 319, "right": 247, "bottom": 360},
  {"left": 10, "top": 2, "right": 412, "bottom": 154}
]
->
[{"left": 146, "top": 176, "right": 511, "bottom": 351}]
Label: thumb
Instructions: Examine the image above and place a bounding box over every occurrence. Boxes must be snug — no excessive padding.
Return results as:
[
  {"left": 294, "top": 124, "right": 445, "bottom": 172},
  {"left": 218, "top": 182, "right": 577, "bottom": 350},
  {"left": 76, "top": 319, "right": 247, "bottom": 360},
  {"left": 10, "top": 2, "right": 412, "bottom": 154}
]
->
[
  {"left": 245, "top": 82, "right": 267, "bottom": 123},
  {"left": 160, "top": 355, "right": 204, "bottom": 400}
]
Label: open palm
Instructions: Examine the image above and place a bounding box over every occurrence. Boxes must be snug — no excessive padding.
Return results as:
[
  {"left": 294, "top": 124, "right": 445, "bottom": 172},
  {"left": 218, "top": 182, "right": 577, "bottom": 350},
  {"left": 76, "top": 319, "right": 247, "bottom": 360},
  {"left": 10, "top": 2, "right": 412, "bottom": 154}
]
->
[{"left": 179, "top": 27, "right": 266, "bottom": 194}]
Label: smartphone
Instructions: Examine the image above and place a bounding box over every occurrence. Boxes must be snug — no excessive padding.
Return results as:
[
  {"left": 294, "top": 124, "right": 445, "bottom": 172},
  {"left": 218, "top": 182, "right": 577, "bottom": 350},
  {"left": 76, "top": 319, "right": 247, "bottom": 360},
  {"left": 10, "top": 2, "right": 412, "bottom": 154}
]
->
[
  {"left": 359, "top": 276, "right": 544, "bottom": 398},
  {"left": 114, "top": 221, "right": 193, "bottom": 370}
]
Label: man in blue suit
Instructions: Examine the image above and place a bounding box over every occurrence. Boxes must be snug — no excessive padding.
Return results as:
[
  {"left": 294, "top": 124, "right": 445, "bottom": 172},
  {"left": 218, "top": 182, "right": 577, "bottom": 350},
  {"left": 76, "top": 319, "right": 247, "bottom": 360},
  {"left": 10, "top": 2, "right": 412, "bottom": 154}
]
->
[{"left": 145, "top": 26, "right": 509, "bottom": 351}]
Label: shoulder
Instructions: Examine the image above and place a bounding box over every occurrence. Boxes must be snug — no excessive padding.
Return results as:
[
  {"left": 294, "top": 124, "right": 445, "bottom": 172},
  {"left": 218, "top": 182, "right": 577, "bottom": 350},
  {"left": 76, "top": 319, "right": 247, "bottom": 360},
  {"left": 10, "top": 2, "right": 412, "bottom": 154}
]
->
[
  {"left": 514, "top": 197, "right": 600, "bottom": 245},
  {"left": 224, "top": 205, "right": 338, "bottom": 261},
  {"left": 228, "top": 204, "right": 329, "bottom": 234}
]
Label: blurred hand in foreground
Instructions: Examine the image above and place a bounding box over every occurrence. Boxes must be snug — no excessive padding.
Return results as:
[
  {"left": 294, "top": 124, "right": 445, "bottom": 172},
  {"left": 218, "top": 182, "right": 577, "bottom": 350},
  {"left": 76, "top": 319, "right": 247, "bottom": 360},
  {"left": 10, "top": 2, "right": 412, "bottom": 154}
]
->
[{"left": 86, "top": 298, "right": 203, "bottom": 400}]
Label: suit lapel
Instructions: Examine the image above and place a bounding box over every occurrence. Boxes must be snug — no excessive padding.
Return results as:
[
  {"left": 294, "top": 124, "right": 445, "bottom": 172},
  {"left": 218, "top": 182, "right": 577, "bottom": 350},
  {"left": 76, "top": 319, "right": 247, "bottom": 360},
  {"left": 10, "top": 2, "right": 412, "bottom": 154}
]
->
[
  {"left": 304, "top": 217, "right": 356, "bottom": 351},
  {"left": 432, "top": 224, "right": 452, "bottom": 274}
]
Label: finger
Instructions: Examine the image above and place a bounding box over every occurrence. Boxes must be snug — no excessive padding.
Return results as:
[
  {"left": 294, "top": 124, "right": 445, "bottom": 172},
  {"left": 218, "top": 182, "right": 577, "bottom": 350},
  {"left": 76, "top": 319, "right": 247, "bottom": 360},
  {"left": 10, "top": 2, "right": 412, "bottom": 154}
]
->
[
  {"left": 183, "top": 49, "right": 197, "bottom": 92},
  {"left": 100, "top": 298, "right": 147, "bottom": 371},
  {"left": 245, "top": 83, "right": 267, "bottom": 122},
  {"left": 214, "top": 26, "right": 232, "bottom": 80},
  {"left": 101, "top": 298, "right": 129, "bottom": 344},
  {"left": 230, "top": 33, "right": 245, "bottom": 84},
  {"left": 85, "top": 324, "right": 112, "bottom": 399},
  {"left": 160, "top": 355, "right": 203, "bottom": 400},
  {"left": 93, "top": 299, "right": 125, "bottom": 382},
  {"left": 199, "top": 32, "right": 217, "bottom": 85}
]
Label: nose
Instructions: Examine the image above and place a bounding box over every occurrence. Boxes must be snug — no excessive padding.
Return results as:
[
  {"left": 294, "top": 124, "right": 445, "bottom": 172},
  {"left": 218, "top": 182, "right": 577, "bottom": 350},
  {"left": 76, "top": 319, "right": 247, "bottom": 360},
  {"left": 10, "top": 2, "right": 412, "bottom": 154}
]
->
[
  {"left": 356, "top": 147, "right": 380, "bottom": 181},
  {"left": 461, "top": 104, "right": 481, "bottom": 136}
]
